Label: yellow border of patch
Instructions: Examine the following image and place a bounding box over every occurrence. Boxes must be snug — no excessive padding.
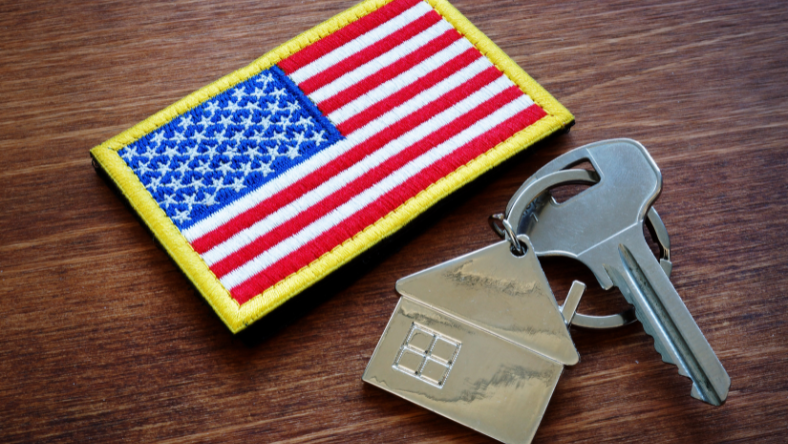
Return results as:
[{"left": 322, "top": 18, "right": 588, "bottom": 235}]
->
[{"left": 91, "top": 0, "right": 573, "bottom": 333}]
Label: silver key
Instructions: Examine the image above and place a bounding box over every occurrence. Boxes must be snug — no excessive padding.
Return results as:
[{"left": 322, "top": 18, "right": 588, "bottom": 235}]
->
[{"left": 505, "top": 139, "right": 730, "bottom": 405}]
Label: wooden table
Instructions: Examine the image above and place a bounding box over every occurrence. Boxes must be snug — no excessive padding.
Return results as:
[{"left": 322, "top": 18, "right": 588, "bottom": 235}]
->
[{"left": 2, "top": 0, "right": 786, "bottom": 442}]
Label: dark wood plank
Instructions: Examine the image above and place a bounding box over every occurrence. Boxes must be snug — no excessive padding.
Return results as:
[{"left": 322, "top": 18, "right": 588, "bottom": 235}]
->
[{"left": 1, "top": 0, "right": 786, "bottom": 442}]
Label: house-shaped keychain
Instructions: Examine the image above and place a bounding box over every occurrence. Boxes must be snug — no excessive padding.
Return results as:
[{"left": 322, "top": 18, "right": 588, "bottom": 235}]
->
[{"left": 363, "top": 235, "right": 585, "bottom": 444}]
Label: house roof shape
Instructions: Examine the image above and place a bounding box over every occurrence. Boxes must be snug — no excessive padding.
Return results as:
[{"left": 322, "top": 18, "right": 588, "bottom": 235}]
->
[{"left": 396, "top": 235, "right": 580, "bottom": 366}]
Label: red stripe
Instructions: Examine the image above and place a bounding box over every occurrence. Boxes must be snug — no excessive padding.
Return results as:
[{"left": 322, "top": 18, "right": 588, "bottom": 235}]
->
[
  {"left": 278, "top": 0, "right": 422, "bottom": 74},
  {"left": 230, "top": 104, "right": 548, "bottom": 303},
  {"left": 209, "top": 86, "right": 525, "bottom": 278},
  {"left": 315, "top": 29, "right": 463, "bottom": 115},
  {"left": 191, "top": 66, "right": 505, "bottom": 254},
  {"left": 298, "top": 11, "right": 442, "bottom": 94},
  {"left": 337, "top": 48, "right": 482, "bottom": 135}
]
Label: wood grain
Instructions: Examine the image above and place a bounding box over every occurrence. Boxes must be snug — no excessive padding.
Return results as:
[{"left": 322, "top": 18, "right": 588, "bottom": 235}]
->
[{"left": 1, "top": 0, "right": 787, "bottom": 442}]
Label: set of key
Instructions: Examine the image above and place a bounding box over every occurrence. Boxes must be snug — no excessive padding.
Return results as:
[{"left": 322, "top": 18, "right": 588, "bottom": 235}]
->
[
  {"left": 506, "top": 139, "right": 729, "bottom": 405},
  {"left": 363, "top": 139, "right": 730, "bottom": 444}
]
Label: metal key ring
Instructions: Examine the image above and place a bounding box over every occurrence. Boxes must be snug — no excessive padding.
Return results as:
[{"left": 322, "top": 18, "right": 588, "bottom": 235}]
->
[{"left": 489, "top": 170, "right": 673, "bottom": 329}]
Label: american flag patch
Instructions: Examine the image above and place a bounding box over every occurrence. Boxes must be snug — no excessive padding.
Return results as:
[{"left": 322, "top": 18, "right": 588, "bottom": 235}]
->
[{"left": 91, "top": 0, "right": 573, "bottom": 332}]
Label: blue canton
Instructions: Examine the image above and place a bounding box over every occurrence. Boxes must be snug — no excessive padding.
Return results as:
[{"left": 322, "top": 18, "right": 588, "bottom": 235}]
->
[{"left": 119, "top": 66, "right": 343, "bottom": 229}]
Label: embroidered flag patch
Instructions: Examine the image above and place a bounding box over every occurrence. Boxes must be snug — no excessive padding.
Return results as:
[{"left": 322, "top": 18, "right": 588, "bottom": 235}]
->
[{"left": 91, "top": 0, "right": 573, "bottom": 333}]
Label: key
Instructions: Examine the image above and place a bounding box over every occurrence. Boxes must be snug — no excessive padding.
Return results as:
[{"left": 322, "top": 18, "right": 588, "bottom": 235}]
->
[{"left": 505, "top": 139, "right": 730, "bottom": 405}]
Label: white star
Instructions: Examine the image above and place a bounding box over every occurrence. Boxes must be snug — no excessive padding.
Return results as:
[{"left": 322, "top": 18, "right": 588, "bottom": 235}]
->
[
  {"left": 270, "top": 87, "right": 287, "bottom": 100},
  {"left": 239, "top": 114, "right": 255, "bottom": 127},
  {"left": 291, "top": 131, "right": 307, "bottom": 147},
  {"left": 205, "top": 101, "right": 221, "bottom": 116},
  {"left": 150, "top": 132, "right": 167, "bottom": 148},
  {"left": 253, "top": 162, "right": 274, "bottom": 176},
  {"left": 162, "top": 144, "right": 180, "bottom": 158},
  {"left": 231, "top": 131, "right": 245, "bottom": 144},
  {"left": 162, "top": 192, "right": 179, "bottom": 208},
  {"left": 213, "top": 130, "right": 229, "bottom": 145},
  {"left": 228, "top": 176, "right": 246, "bottom": 192},
  {"left": 250, "top": 86, "right": 267, "bottom": 99},
  {"left": 208, "top": 177, "right": 224, "bottom": 189},
  {"left": 191, "top": 177, "right": 207, "bottom": 190},
  {"left": 173, "top": 161, "right": 191, "bottom": 176},
  {"left": 249, "top": 129, "right": 267, "bottom": 144},
  {"left": 198, "top": 114, "right": 213, "bottom": 128},
  {"left": 143, "top": 143, "right": 161, "bottom": 158},
  {"left": 201, "top": 192, "right": 219, "bottom": 206},
  {"left": 217, "top": 114, "right": 234, "bottom": 127},
  {"left": 216, "top": 160, "right": 234, "bottom": 175},
  {"left": 266, "top": 145, "right": 280, "bottom": 159},
  {"left": 178, "top": 115, "right": 193, "bottom": 129},
  {"left": 204, "top": 143, "right": 221, "bottom": 158},
  {"left": 238, "top": 161, "right": 254, "bottom": 175},
  {"left": 293, "top": 116, "right": 314, "bottom": 129},
  {"left": 246, "top": 145, "right": 263, "bottom": 158},
  {"left": 181, "top": 193, "right": 198, "bottom": 207},
  {"left": 279, "top": 118, "right": 293, "bottom": 130},
  {"left": 223, "top": 143, "right": 241, "bottom": 158},
  {"left": 194, "top": 160, "right": 212, "bottom": 174},
  {"left": 271, "top": 131, "right": 288, "bottom": 144},
  {"left": 143, "top": 143, "right": 161, "bottom": 157},
  {"left": 156, "top": 161, "right": 171, "bottom": 175},
  {"left": 148, "top": 174, "right": 163, "bottom": 189},
  {"left": 265, "top": 101, "right": 282, "bottom": 114},
  {"left": 171, "top": 208, "right": 190, "bottom": 224},
  {"left": 245, "top": 101, "right": 262, "bottom": 112},
  {"left": 231, "top": 88, "right": 246, "bottom": 102},
  {"left": 171, "top": 130, "right": 187, "bottom": 143},
  {"left": 137, "top": 160, "right": 153, "bottom": 176},
  {"left": 226, "top": 100, "right": 244, "bottom": 113},
  {"left": 258, "top": 115, "right": 274, "bottom": 131},
  {"left": 284, "top": 144, "right": 300, "bottom": 159},
  {"left": 256, "top": 72, "right": 273, "bottom": 90},
  {"left": 283, "top": 101, "right": 300, "bottom": 114},
  {"left": 310, "top": 130, "right": 327, "bottom": 146},
  {"left": 192, "top": 130, "right": 208, "bottom": 145},
  {"left": 183, "top": 144, "right": 201, "bottom": 159}
]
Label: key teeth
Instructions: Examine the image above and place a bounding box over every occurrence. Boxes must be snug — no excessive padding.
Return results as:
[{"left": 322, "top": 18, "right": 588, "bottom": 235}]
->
[
  {"left": 633, "top": 307, "right": 675, "bottom": 364},
  {"left": 632, "top": 306, "right": 726, "bottom": 405},
  {"left": 633, "top": 306, "right": 700, "bottom": 387},
  {"left": 635, "top": 311, "right": 672, "bottom": 365},
  {"left": 614, "top": 277, "right": 712, "bottom": 402}
]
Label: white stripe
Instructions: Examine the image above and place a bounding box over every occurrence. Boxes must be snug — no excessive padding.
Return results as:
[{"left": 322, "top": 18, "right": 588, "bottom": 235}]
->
[
  {"left": 328, "top": 37, "right": 477, "bottom": 124},
  {"left": 289, "top": 2, "right": 433, "bottom": 84},
  {"left": 182, "top": 58, "right": 512, "bottom": 242},
  {"left": 202, "top": 76, "right": 520, "bottom": 266},
  {"left": 308, "top": 19, "right": 454, "bottom": 104},
  {"left": 221, "top": 96, "right": 534, "bottom": 289}
]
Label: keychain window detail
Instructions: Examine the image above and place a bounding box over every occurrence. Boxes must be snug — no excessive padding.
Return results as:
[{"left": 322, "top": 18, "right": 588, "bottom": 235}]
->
[{"left": 394, "top": 324, "right": 460, "bottom": 387}]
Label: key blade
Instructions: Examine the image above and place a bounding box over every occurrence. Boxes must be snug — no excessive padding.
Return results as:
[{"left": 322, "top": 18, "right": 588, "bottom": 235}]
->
[{"left": 605, "top": 228, "right": 731, "bottom": 406}]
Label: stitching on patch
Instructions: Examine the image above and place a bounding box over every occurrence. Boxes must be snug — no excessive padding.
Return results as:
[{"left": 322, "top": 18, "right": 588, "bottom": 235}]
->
[
  {"left": 92, "top": 0, "right": 570, "bottom": 333},
  {"left": 425, "top": 0, "right": 554, "bottom": 119},
  {"left": 98, "top": 0, "right": 396, "bottom": 155},
  {"left": 117, "top": 67, "right": 342, "bottom": 231},
  {"left": 243, "top": 120, "right": 551, "bottom": 325}
]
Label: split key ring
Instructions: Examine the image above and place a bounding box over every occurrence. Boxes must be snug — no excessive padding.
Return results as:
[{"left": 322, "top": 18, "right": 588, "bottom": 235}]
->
[{"left": 488, "top": 169, "right": 673, "bottom": 329}]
